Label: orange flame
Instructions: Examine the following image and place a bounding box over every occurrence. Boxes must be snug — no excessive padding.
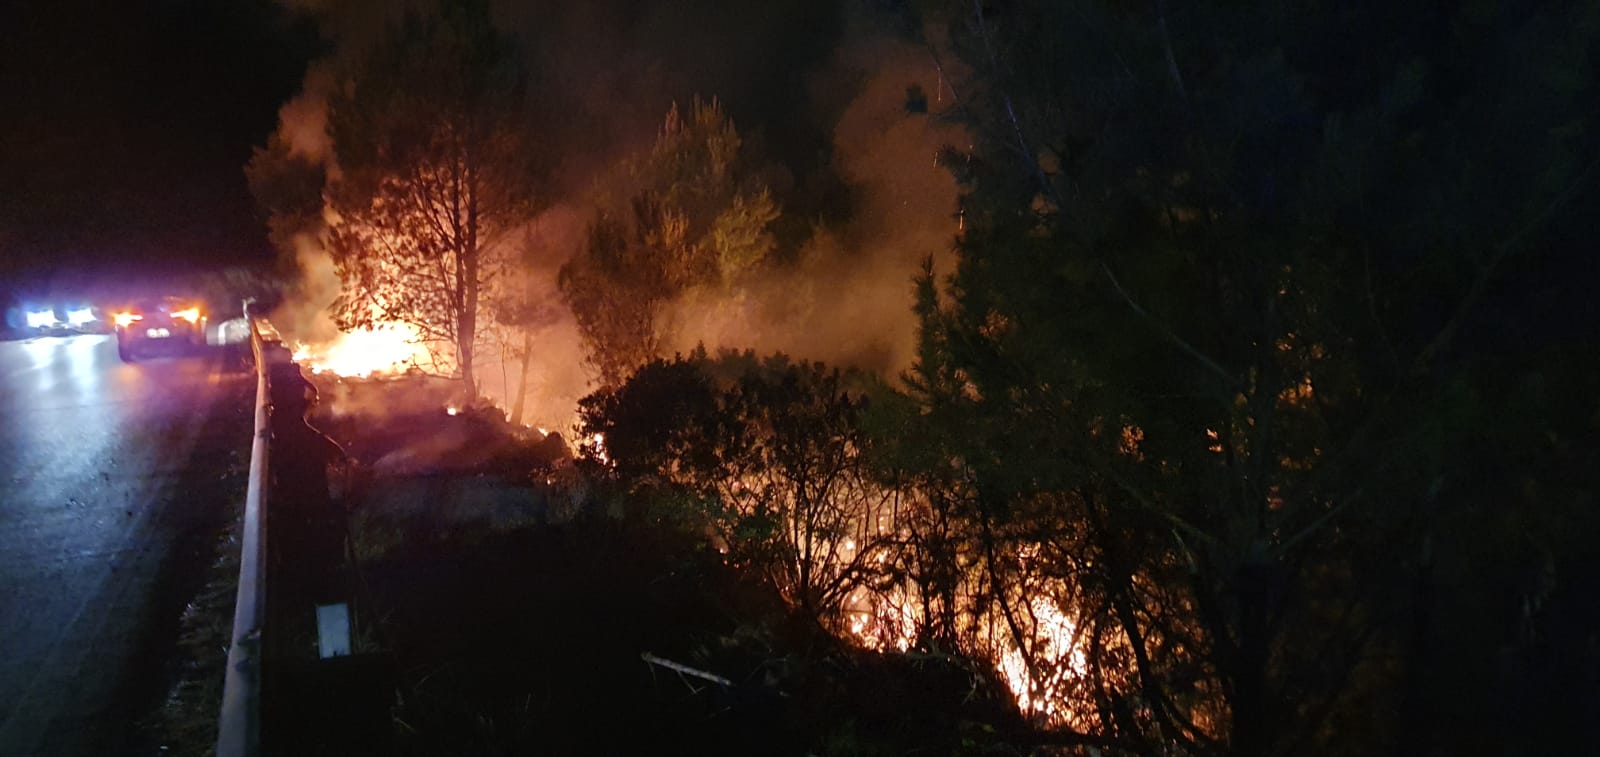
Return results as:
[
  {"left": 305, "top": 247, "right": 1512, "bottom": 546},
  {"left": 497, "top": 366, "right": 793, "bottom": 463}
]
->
[
  {"left": 846, "top": 578, "right": 1093, "bottom": 726},
  {"left": 995, "top": 596, "right": 1089, "bottom": 724},
  {"left": 292, "top": 322, "right": 429, "bottom": 378}
]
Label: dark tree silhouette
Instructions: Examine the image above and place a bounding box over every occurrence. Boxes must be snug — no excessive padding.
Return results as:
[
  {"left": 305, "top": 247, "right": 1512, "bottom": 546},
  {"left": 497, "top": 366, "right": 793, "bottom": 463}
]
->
[{"left": 892, "top": 0, "right": 1600, "bottom": 752}]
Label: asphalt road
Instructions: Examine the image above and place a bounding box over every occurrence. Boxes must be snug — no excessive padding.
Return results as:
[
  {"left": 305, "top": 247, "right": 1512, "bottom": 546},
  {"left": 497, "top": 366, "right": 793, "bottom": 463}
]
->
[{"left": 0, "top": 334, "right": 253, "bottom": 756}]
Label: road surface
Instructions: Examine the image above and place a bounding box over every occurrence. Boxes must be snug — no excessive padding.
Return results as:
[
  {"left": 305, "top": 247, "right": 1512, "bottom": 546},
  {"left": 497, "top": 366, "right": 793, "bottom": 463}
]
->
[{"left": 0, "top": 334, "right": 252, "bottom": 756}]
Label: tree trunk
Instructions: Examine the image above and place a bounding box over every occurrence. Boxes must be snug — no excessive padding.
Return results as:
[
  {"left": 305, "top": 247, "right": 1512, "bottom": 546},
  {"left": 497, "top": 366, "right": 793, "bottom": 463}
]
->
[
  {"left": 509, "top": 328, "right": 534, "bottom": 426},
  {"left": 1398, "top": 526, "right": 1436, "bottom": 755},
  {"left": 458, "top": 288, "right": 476, "bottom": 395},
  {"left": 1232, "top": 553, "right": 1274, "bottom": 757},
  {"left": 459, "top": 200, "right": 479, "bottom": 396}
]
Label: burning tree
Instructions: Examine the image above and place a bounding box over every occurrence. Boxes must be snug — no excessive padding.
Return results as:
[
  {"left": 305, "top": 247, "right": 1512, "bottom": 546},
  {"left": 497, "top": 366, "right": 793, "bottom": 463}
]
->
[
  {"left": 323, "top": 2, "right": 541, "bottom": 394},
  {"left": 560, "top": 99, "right": 779, "bottom": 387}
]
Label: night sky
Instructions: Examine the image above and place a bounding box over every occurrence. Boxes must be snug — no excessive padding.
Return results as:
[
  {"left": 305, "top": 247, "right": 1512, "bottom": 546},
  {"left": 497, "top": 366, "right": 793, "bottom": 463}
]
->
[{"left": 1, "top": 0, "right": 319, "bottom": 282}]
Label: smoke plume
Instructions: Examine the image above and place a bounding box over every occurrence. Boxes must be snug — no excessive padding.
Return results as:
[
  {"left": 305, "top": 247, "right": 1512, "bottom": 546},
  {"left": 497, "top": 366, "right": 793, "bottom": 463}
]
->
[
  {"left": 659, "top": 34, "right": 966, "bottom": 378},
  {"left": 258, "top": 1, "right": 966, "bottom": 428}
]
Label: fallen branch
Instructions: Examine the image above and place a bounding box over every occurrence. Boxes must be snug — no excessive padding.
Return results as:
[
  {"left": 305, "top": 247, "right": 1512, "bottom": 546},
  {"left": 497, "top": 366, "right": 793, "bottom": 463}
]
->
[{"left": 640, "top": 652, "right": 734, "bottom": 688}]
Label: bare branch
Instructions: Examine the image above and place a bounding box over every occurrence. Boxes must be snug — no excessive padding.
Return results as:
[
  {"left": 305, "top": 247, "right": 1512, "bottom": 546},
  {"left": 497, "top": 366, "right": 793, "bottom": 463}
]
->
[
  {"left": 1101, "top": 263, "right": 1239, "bottom": 392},
  {"left": 1413, "top": 154, "right": 1600, "bottom": 374}
]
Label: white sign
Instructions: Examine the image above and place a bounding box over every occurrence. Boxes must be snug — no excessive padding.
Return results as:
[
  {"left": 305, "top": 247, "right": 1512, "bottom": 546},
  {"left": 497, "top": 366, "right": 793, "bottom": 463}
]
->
[{"left": 316, "top": 603, "right": 352, "bottom": 659}]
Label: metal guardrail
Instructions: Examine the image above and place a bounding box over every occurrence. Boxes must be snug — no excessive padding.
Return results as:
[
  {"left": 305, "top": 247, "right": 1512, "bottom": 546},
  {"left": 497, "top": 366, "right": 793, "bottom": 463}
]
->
[{"left": 217, "top": 312, "right": 288, "bottom": 757}]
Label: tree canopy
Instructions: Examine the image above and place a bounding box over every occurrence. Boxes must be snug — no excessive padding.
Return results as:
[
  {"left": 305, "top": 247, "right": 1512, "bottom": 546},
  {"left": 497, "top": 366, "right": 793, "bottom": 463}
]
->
[{"left": 560, "top": 99, "right": 780, "bottom": 387}]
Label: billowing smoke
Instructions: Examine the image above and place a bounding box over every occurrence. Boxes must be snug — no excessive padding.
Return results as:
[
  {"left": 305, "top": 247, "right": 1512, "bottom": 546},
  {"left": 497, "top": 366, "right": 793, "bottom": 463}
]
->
[
  {"left": 276, "top": 65, "right": 336, "bottom": 167},
  {"left": 261, "top": 66, "right": 340, "bottom": 353},
  {"left": 472, "top": 205, "right": 592, "bottom": 432},
  {"left": 660, "top": 34, "right": 965, "bottom": 376},
  {"left": 256, "top": 1, "right": 965, "bottom": 427},
  {"left": 272, "top": 232, "right": 342, "bottom": 344}
]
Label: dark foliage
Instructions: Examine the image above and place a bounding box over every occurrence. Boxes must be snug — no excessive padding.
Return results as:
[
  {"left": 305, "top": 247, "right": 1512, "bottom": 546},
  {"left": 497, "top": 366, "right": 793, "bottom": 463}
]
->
[{"left": 898, "top": 0, "right": 1600, "bottom": 753}]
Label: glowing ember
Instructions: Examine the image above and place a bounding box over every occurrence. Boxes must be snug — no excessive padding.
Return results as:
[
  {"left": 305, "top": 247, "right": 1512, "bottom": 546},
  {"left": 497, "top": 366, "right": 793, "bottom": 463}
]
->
[{"left": 292, "top": 322, "right": 428, "bottom": 378}]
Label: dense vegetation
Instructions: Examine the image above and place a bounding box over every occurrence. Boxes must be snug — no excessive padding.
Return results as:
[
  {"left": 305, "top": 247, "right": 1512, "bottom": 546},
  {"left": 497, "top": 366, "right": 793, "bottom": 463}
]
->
[
  {"left": 571, "top": 2, "right": 1600, "bottom": 753},
  {"left": 252, "top": 0, "right": 1598, "bottom": 753}
]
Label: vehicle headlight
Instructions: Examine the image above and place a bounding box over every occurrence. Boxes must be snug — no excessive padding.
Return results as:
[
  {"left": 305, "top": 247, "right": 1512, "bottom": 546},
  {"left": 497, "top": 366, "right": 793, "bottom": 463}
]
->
[
  {"left": 26, "top": 310, "right": 58, "bottom": 328},
  {"left": 172, "top": 307, "right": 201, "bottom": 323},
  {"left": 67, "top": 307, "right": 96, "bottom": 326},
  {"left": 114, "top": 312, "right": 143, "bottom": 328}
]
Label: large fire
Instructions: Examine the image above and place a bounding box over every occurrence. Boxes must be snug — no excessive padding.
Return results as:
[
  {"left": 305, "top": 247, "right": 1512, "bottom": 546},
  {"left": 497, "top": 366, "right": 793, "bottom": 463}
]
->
[
  {"left": 286, "top": 319, "right": 1093, "bottom": 728},
  {"left": 292, "top": 322, "right": 431, "bottom": 378}
]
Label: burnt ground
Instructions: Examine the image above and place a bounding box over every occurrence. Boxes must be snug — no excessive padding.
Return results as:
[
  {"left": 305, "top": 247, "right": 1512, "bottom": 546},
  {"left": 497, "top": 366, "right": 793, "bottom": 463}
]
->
[{"left": 283, "top": 380, "right": 1025, "bottom": 756}]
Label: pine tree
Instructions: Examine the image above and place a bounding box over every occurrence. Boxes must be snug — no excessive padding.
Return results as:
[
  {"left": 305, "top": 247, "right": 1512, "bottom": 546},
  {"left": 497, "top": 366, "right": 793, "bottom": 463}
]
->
[
  {"left": 323, "top": 0, "right": 541, "bottom": 394},
  {"left": 560, "top": 98, "right": 779, "bottom": 387}
]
